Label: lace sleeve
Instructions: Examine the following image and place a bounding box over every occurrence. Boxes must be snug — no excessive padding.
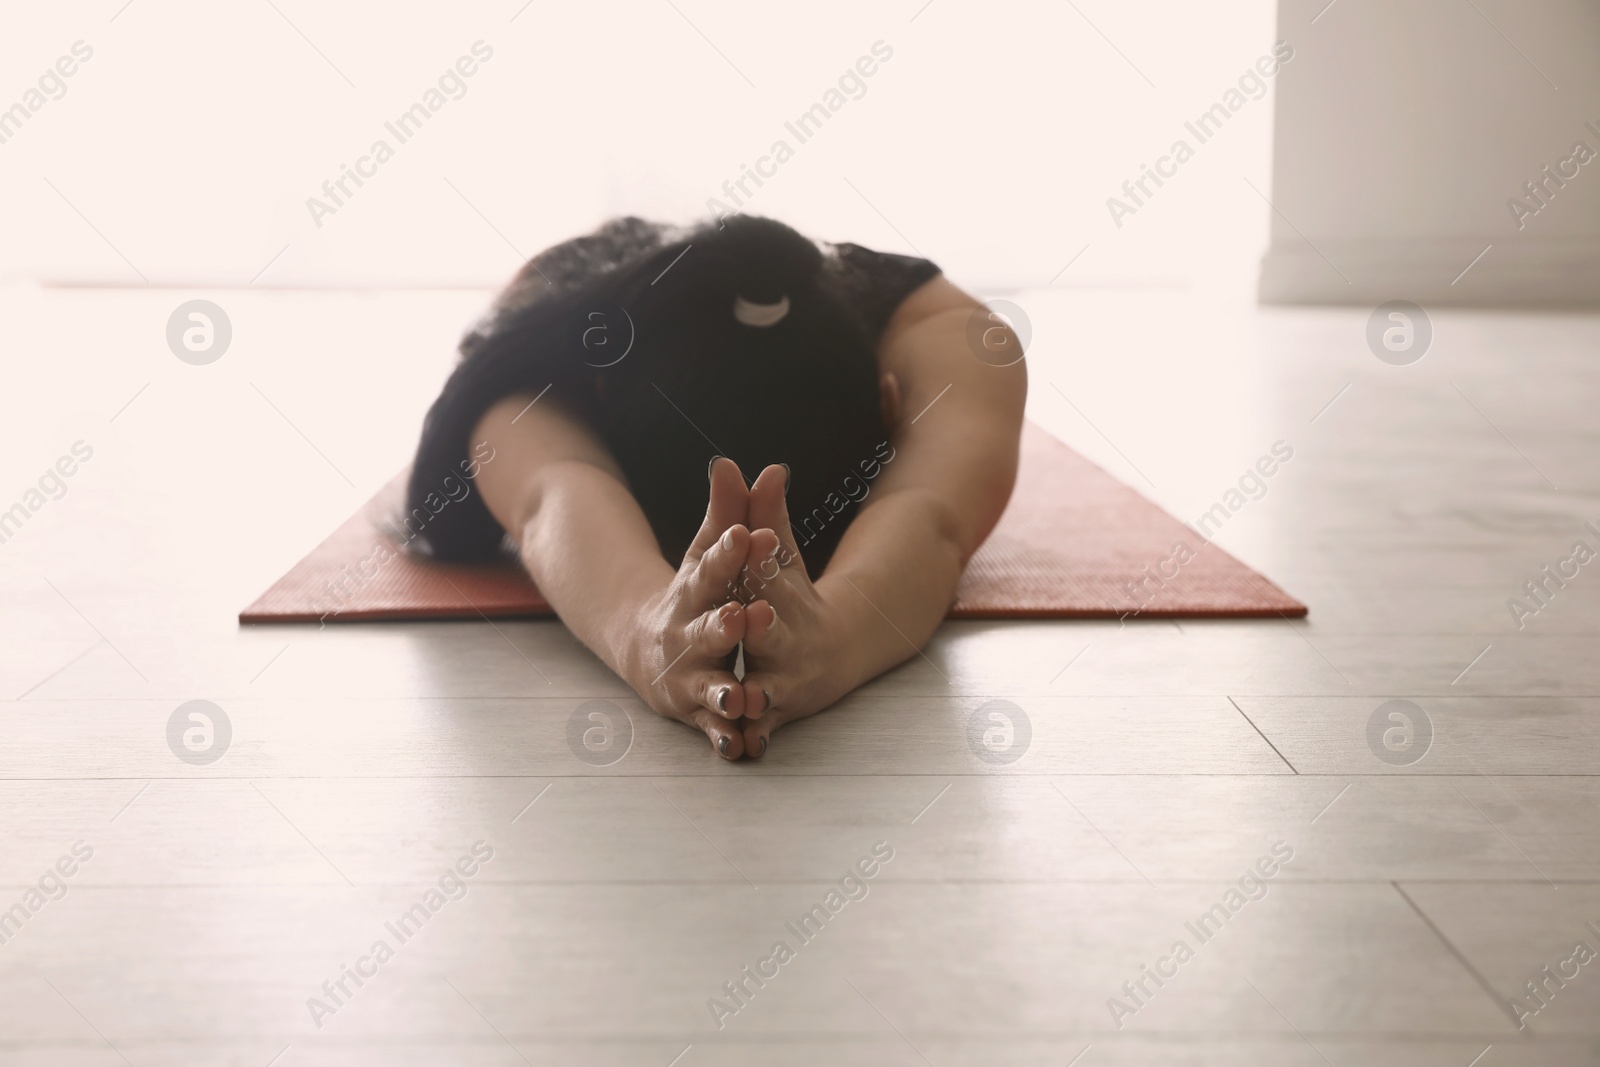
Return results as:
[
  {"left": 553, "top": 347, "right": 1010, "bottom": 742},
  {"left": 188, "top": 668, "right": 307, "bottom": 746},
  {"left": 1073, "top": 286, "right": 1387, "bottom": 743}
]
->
[{"left": 818, "top": 240, "right": 942, "bottom": 344}]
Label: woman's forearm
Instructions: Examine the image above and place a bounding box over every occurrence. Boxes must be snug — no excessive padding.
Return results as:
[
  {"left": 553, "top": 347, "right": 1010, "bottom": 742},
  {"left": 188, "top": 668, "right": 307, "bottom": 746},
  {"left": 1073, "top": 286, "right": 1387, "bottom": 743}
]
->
[
  {"left": 813, "top": 486, "right": 969, "bottom": 692},
  {"left": 471, "top": 395, "right": 681, "bottom": 683},
  {"left": 511, "top": 459, "right": 676, "bottom": 681}
]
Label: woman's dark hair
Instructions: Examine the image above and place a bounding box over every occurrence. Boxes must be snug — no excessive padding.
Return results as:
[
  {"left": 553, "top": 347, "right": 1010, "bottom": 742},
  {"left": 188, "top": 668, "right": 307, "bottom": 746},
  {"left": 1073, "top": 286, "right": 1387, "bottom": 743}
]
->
[{"left": 405, "top": 215, "right": 888, "bottom": 577}]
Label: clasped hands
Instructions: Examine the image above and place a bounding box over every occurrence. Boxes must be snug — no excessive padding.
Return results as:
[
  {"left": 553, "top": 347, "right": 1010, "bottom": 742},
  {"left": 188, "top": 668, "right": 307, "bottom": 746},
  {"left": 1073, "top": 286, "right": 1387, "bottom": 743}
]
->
[{"left": 628, "top": 457, "right": 848, "bottom": 761}]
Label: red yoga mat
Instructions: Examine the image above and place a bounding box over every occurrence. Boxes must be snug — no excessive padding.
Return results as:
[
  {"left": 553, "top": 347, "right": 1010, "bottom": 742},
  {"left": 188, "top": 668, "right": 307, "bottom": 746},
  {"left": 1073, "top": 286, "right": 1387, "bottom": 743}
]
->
[{"left": 240, "top": 423, "right": 1305, "bottom": 624}]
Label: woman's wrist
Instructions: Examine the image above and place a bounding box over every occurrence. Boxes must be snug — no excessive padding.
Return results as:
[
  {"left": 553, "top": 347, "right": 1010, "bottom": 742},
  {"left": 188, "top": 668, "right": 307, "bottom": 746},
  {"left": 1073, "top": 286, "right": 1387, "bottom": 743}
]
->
[
  {"left": 601, "top": 572, "right": 677, "bottom": 691},
  {"left": 810, "top": 575, "right": 876, "bottom": 699}
]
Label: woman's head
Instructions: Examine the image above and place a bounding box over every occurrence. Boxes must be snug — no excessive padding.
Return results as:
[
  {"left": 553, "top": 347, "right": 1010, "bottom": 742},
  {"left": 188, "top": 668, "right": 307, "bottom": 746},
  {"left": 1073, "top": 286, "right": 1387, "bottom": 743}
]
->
[{"left": 408, "top": 216, "right": 889, "bottom": 576}]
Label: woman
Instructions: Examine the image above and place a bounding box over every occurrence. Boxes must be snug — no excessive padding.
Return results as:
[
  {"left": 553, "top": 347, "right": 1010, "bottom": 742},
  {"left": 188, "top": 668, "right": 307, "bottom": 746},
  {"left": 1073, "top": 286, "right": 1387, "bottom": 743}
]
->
[{"left": 408, "top": 215, "right": 1025, "bottom": 759}]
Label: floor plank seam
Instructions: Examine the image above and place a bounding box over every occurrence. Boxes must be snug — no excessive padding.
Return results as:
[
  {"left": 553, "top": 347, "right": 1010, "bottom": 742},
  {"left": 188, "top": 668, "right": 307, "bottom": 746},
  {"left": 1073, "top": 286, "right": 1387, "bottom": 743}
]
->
[
  {"left": 1390, "top": 880, "right": 1523, "bottom": 1030},
  {"left": 1227, "top": 695, "right": 1300, "bottom": 773}
]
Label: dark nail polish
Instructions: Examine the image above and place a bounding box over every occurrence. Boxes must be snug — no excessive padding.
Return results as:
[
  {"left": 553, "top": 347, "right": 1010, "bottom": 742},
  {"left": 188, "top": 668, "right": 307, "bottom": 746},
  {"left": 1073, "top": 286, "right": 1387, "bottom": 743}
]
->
[
  {"left": 707, "top": 455, "right": 724, "bottom": 484},
  {"left": 779, "top": 463, "right": 791, "bottom": 494},
  {"left": 757, "top": 736, "right": 768, "bottom": 757},
  {"left": 718, "top": 736, "right": 729, "bottom": 756},
  {"left": 715, "top": 686, "right": 728, "bottom": 713},
  {"left": 761, "top": 688, "right": 772, "bottom": 714}
]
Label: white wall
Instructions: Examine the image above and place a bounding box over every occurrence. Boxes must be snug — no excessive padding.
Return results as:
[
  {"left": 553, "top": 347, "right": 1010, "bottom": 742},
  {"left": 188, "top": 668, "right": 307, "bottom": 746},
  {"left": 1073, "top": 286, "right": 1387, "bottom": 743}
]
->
[
  {"left": 0, "top": 0, "right": 1278, "bottom": 297},
  {"left": 1261, "top": 0, "right": 1600, "bottom": 306}
]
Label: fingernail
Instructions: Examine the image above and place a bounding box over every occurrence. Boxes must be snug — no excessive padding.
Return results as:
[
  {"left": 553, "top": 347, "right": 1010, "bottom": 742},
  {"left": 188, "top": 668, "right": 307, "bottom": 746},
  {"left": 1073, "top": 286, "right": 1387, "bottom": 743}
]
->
[
  {"left": 757, "top": 736, "right": 768, "bottom": 757},
  {"left": 720, "top": 527, "right": 735, "bottom": 552},
  {"left": 779, "top": 462, "right": 791, "bottom": 495},
  {"left": 715, "top": 686, "right": 729, "bottom": 712},
  {"left": 707, "top": 455, "right": 724, "bottom": 484},
  {"left": 761, "top": 688, "right": 772, "bottom": 714},
  {"left": 768, "top": 605, "right": 779, "bottom": 631},
  {"left": 718, "top": 736, "right": 730, "bottom": 756}
]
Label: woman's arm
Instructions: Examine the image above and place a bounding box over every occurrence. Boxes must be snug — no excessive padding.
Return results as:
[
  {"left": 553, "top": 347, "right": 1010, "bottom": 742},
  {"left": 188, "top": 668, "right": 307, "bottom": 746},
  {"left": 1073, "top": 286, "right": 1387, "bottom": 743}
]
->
[
  {"left": 733, "top": 276, "right": 1028, "bottom": 751},
  {"left": 470, "top": 396, "right": 765, "bottom": 758}
]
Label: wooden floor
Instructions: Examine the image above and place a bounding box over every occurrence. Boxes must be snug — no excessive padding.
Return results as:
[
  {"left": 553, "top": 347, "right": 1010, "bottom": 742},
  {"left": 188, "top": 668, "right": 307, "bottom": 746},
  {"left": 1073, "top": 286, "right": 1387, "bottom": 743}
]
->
[{"left": 2, "top": 285, "right": 1598, "bottom": 1065}]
